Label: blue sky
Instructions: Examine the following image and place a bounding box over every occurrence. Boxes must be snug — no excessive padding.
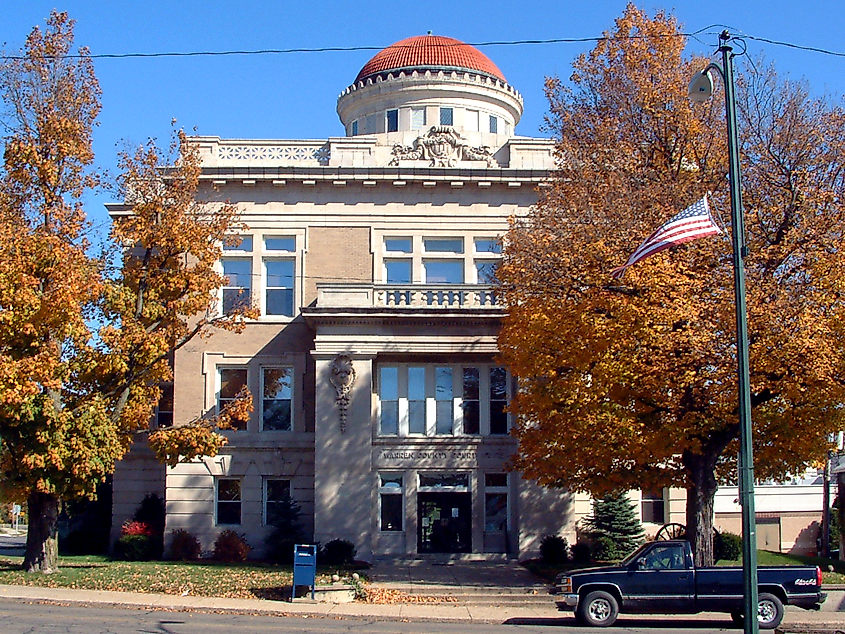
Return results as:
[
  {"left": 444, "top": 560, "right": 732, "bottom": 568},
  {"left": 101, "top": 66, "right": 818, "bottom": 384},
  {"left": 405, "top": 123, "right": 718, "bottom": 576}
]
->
[{"left": 2, "top": 1, "right": 843, "bottom": 232}]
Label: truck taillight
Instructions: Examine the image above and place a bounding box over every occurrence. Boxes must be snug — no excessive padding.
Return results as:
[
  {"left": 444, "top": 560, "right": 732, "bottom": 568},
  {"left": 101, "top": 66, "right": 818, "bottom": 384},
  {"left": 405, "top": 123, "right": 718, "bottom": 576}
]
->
[{"left": 817, "top": 566, "right": 823, "bottom": 587}]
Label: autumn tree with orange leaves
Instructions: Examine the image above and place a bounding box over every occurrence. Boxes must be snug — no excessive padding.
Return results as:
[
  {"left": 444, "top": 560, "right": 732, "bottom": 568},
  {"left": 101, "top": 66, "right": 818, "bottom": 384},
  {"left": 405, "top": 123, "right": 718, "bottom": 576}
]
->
[
  {"left": 498, "top": 4, "right": 845, "bottom": 566},
  {"left": 0, "top": 12, "right": 253, "bottom": 573}
]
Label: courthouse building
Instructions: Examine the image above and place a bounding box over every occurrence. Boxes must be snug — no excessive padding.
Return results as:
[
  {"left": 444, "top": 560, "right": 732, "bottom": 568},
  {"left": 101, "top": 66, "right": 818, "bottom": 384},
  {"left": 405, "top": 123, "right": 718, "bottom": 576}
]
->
[
  {"left": 111, "top": 35, "right": 825, "bottom": 560},
  {"left": 111, "top": 34, "right": 580, "bottom": 560}
]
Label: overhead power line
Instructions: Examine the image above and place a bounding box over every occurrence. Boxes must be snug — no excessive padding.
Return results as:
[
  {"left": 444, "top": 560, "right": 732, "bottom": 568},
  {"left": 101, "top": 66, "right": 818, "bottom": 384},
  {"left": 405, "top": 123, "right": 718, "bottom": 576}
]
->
[{"left": 1, "top": 30, "right": 843, "bottom": 61}]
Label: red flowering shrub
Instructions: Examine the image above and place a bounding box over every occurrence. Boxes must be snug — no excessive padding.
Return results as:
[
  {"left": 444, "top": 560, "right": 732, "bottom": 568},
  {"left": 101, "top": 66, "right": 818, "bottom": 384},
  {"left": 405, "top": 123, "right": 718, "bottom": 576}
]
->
[{"left": 121, "top": 520, "right": 154, "bottom": 537}]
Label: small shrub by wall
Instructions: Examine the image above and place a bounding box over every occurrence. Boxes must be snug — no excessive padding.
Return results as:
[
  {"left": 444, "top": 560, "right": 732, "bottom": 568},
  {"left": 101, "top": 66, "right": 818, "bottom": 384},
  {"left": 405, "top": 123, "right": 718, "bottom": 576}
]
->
[
  {"left": 212, "top": 530, "right": 251, "bottom": 562},
  {"left": 169, "top": 529, "right": 202, "bottom": 561}
]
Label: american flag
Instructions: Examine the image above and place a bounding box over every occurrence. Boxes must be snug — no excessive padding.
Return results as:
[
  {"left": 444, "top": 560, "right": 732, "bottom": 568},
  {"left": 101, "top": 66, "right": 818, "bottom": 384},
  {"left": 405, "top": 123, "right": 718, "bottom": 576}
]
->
[{"left": 611, "top": 196, "right": 722, "bottom": 279}]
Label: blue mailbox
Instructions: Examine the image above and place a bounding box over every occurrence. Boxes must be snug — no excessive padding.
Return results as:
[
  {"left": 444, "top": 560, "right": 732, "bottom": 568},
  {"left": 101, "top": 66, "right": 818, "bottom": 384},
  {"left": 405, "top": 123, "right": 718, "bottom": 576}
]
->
[{"left": 291, "top": 543, "right": 317, "bottom": 600}]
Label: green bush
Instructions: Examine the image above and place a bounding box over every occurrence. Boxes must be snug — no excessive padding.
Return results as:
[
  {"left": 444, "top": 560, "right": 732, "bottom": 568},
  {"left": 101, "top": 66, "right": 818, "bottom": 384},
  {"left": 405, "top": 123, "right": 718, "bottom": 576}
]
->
[
  {"left": 113, "top": 534, "right": 162, "bottom": 561},
  {"left": 212, "top": 530, "right": 251, "bottom": 562},
  {"left": 263, "top": 496, "right": 306, "bottom": 564},
  {"left": 714, "top": 530, "right": 742, "bottom": 562},
  {"left": 540, "top": 535, "right": 570, "bottom": 564},
  {"left": 319, "top": 539, "right": 356, "bottom": 566},
  {"left": 591, "top": 534, "right": 619, "bottom": 561},
  {"left": 169, "top": 529, "right": 202, "bottom": 561},
  {"left": 571, "top": 541, "right": 592, "bottom": 563}
]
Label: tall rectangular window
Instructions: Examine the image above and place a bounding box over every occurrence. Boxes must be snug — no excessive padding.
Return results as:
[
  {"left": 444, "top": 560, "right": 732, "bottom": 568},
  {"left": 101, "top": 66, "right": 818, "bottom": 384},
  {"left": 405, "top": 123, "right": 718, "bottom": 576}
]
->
[
  {"left": 462, "top": 368, "right": 480, "bottom": 434},
  {"left": 408, "top": 366, "right": 426, "bottom": 434},
  {"left": 379, "top": 367, "right": 399, "bottom": 435},
  {"left": 466, "top": 109, "right": 479, "bottom": 132},
  {"left": 435, "top": 367, "right": 453, "bottom": 434},
  {"left": 379, "top": 474, "right": 403, "bottom": 531},
  {"left": 262, "top": 367, "right": 292, "bottom": 431},
  {"left": 489, "top": 115, "right": 498, "bottom": 134},
  {"left": 411, "top": 107, "right": 426, "bottom": 130},
  {"left": 216, "top": 478, "right": 242, "bottom": 525},
  {"left": 156, "top": 383, "right": 174, "bottom": 428},
  {"left": 264, "top": 479, "right": 291, "bottom": 526},
  {"left": 219, "top": 368, "right": 248, "bottom": 430},
  {"left": 386, "top": 109, "right": 399, "bottom": 132},
  {"left": 351, "top": 120, "right": 358, "bottom": 136},
  {"left": 489, "top": 367, "right": 508, "bottom": 434},
  {"left": 642, "top": 489, "right": 666, "bottom": 524},
  {"left": 485, "top": 473, "right": 508, "bottom": 531},
  {"left": 265, "top": 259, "right": 294, "bottom": 316},
  {"left": 440, "top": 107, "right": 453, "bottom": 126},
  {"left": 221, "top": 259, "right": 251, "bottom": 314}
]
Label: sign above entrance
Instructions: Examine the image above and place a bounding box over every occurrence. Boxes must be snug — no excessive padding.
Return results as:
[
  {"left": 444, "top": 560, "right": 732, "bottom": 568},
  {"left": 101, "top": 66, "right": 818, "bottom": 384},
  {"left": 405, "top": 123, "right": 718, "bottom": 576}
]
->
[{"left": 378, "top": 449, "right": 478, "bottom": 463}]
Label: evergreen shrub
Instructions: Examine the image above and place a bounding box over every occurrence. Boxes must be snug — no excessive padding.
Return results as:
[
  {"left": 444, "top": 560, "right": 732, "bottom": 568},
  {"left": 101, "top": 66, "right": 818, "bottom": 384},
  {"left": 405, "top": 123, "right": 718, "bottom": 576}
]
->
[{"left": 540, "top": 535, "right": 570, "bottom": 564}]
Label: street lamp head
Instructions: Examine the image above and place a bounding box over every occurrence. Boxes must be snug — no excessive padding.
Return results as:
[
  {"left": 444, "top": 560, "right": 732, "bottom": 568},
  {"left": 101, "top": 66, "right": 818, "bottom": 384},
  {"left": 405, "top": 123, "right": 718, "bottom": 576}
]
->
[{"left": 689, "top": 70, "right": 714, "bottom": 102}]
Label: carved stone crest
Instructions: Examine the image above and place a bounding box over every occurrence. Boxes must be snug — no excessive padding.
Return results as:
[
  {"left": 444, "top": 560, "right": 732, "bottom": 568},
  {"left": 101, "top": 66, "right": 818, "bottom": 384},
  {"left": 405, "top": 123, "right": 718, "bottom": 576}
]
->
[
  {"left": 330, "top": 353, "right": 357, "bottom": 433},
  {"left": 390, "top": 126, "right": 498, "bottom": 167}
]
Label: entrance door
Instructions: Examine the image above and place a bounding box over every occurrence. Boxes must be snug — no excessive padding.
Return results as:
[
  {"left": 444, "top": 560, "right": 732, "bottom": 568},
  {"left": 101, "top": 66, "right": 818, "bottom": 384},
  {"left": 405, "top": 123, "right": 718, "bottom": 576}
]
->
[{"left": 417, "top": 492, "right": 471, "bottom": 553}]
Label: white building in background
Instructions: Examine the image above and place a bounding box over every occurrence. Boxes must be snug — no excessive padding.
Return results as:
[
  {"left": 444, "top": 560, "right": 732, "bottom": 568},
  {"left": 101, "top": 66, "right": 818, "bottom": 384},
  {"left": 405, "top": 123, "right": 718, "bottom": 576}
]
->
[{"left": 110, "top": 34, "right": 825, "bottom": 560}]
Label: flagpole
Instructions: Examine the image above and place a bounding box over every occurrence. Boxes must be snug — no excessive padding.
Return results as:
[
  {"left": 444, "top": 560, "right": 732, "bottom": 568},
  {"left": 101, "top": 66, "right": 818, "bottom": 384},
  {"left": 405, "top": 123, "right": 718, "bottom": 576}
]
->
[{"left": 690, "top": 31, "right": 759, "bottom": 634}]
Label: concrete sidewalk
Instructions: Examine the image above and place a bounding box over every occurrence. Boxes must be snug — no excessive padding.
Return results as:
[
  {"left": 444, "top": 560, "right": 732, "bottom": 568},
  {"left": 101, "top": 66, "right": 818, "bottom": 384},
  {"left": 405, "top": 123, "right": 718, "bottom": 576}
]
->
[{"left": 0, "top": 558, "right": 844, "bottom": 627}]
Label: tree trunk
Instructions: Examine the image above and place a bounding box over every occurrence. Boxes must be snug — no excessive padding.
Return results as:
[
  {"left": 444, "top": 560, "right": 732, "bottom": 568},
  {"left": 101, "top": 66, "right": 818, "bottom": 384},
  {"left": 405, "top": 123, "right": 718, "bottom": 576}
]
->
[
  {"left": 683, "top": 449, "right": 719, "bottom": 567},
  {"left": 23, "top": 491, "right": 60, "bottom": 573}
]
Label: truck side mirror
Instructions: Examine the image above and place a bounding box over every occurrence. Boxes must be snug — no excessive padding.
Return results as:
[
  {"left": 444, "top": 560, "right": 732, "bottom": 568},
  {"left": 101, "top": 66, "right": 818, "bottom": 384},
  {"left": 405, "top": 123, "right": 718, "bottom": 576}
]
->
[{"left": 636, "top": 558, "right": 647, "bottom": 570}]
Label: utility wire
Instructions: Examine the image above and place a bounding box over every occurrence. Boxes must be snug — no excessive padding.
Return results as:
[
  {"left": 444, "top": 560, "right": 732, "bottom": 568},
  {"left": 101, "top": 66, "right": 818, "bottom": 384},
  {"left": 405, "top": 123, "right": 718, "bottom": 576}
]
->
[{"left": 1, "top": 31, "right": 843, "bottom": 61}]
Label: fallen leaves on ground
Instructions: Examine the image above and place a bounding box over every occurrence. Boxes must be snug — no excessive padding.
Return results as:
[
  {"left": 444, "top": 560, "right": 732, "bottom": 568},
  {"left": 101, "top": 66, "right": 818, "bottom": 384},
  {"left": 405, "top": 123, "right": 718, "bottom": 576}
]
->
[{"left": 362, "top": 587, "right": 459, "bottom": 604}]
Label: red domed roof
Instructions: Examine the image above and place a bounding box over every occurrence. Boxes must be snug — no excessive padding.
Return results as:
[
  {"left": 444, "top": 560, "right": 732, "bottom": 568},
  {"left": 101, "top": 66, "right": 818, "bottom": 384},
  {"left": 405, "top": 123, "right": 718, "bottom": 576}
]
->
[{"left": 355, "top": 35, "right": 506, "bottom": 83}]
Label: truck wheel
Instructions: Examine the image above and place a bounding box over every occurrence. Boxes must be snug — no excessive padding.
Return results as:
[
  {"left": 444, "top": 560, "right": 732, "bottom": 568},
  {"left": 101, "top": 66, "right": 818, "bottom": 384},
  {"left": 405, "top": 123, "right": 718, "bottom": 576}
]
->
[
  {"left": 757, "top": 593, "right": 784, "bottom": 629},
  {"left": 577, "top": 590, "right": 619, "bottom": 627}
]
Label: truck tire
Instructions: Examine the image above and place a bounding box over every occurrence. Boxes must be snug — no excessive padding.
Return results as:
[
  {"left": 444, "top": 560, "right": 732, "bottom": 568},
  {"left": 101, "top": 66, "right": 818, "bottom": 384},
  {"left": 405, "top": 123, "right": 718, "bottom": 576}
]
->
[
  {"left": 731, "top": 593, "right": 785, "bottom": 630},
  {"left": 757, "top": 593, "right": 784, "bottom": 629},
  {"left": 577, "top": 590, "right": 619, "bottom": 627}
]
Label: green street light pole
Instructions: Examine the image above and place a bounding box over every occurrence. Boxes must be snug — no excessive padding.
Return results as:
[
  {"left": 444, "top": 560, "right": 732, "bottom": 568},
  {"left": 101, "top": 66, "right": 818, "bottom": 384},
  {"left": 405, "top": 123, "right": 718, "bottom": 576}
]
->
[{"left": 690, "top": 30, "right": 759, "bottom": 634}]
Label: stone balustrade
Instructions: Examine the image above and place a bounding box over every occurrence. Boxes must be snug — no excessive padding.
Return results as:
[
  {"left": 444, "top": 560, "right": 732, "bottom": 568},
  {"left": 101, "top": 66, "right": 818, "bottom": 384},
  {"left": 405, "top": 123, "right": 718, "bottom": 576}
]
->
[{"left": 315, "top": 284, "right": 501, "bottom": 309}]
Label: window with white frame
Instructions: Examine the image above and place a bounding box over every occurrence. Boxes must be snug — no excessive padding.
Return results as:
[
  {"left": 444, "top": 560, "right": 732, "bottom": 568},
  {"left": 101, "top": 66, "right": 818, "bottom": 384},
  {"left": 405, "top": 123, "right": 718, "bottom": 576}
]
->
[
  {"left": 218, "top": 368, "right": 248, "bottom": 430},
  {"left": 641, "top": 488, "right": 666, "bottom": 524},
  {"left": 264, "top": 478, "right": 291, "bottom": 526},
  {"left": 386, "top": 109, "right": 399, "bottom": 133},
  {"left": 466, "top": 109, "right": 479, "bottom": 132},
  {"left": 261, "top": 366, "right": 292, "bottom": 431},
  {"left": 264, "top": 259, "right": 294, "bottom": 317},
  {"left": 216, "top": 478, "right": 242, "bottom": 525},
  {"left": 484, "top": 473, "right": 508, "bottom": 531},
  {"left": 410, "top": 107, "right": 426, "bottom": 130},
  {"left": 380, "top": 236, "right": 502, "bottom": 288},
  {"left": 224, "top": 235, "right": 253, "bottom": 252},
  {"left": 379, "top": 474, "right": 403, "bottom": 531},
  {"left": 221, "top": 258, "right": 251, "bottom": 315},
  {"left": 155, "top": 383, "right": 174, "bottom": 428},
  {"left": 378, "top": 364, "right": 509, "bottom": 436}
]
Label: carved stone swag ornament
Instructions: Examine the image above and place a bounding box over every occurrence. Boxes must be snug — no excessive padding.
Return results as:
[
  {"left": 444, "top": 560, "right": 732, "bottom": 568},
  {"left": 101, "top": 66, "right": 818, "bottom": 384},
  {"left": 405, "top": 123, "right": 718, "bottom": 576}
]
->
[
  {"left": 330, "top": 353, "right": 357, "bottom": 433},
  {"left": 389, "top": 126, "right": 498, "bottom": 167}
]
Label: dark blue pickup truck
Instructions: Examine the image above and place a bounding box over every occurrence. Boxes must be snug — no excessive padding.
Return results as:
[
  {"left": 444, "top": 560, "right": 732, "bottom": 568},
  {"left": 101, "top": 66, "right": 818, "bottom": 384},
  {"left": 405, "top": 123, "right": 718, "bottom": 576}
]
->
[{"left": 556, "top": 540, "right": 825, "bottom": 628}]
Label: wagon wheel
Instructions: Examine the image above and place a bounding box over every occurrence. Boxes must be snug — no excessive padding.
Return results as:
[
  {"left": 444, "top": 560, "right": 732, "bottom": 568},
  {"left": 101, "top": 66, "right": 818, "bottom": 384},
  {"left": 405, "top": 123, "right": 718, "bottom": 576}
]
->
[{"left": 654, "top": 523, "right": 687, "bottom": 540}]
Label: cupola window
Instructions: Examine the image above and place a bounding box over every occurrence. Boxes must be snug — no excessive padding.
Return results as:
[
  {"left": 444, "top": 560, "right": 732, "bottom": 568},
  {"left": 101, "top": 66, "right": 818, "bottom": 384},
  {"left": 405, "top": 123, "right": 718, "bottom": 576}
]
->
[
  {"left": 386, "top": 109, "right": 399, "bottom": 133},
  {"left": 439, "top": 107, "right": 453, "bottom": 126}
]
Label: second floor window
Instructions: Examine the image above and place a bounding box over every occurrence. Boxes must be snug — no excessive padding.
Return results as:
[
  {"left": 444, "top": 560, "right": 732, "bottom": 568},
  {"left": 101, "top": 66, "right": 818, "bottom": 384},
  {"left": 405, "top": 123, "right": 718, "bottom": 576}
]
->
[
  {"left": 265, "top": 259, "right": 294, "bottom": 317},
  {"left": 378, "top": 364, "right": 509, "bottom": 436},
  {"left": 218, "top": 368, "right": 248, "bottom": 430},
  {"left": 262, "top": 367, "right": 292, "bottom": 431},
  {"left": 221, "top": 259, "right": 251, "bottom": 314}
]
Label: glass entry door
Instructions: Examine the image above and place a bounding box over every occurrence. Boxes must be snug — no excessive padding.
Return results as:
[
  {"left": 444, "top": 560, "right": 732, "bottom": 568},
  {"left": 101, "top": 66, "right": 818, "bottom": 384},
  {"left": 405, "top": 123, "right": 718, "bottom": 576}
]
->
[{"left": 417, "top": 492, "right": 472, "bottom": 553}]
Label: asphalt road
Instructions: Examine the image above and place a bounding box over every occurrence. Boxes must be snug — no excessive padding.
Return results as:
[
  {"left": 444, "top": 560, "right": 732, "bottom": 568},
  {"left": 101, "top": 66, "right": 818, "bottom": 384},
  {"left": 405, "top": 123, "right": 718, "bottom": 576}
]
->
[{"left": 0, "top": 598, "right": 739, "bottom": 633}]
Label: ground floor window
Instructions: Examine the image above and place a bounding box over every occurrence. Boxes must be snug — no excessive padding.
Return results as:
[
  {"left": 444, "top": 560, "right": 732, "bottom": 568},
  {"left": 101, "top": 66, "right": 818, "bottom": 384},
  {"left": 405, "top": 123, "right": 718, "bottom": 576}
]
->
[
  {"left": 379, "top": 474, "right": 403, "bottom": 531},
  {"left": 641, "top": 488, "right": 666, "bottom": 524},
  {"left": 377, "top": 364, "right": 510, "bottom": 437},
  {"left": 484, "top": 473, "right": 508, "bottom": 532},
  {"left": 264, "top": 478, "right": 292, "bottom": 526},
  {"left": 216, "top": 478, "right": 242, "bottom": 525}
]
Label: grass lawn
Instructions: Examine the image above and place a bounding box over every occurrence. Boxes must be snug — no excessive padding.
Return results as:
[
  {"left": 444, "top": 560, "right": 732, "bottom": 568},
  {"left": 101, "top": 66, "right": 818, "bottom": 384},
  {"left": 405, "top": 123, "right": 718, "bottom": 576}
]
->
[{"left": 0, "top": 555, "right": 356, "bottom": 600}]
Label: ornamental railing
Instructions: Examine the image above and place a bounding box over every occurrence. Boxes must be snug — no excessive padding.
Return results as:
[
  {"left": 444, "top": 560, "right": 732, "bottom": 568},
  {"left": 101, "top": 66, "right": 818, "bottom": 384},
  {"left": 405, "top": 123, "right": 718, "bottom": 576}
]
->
[
  {"left": 214, "top": 140, "right": 330, "bottom": 166},
  {"left": 315, "top": 284, "right": 501, "bottom": 309}
]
